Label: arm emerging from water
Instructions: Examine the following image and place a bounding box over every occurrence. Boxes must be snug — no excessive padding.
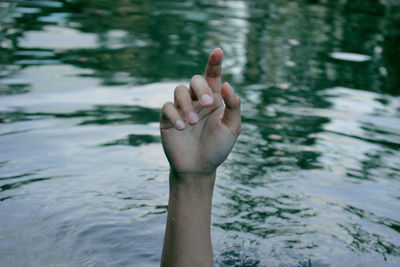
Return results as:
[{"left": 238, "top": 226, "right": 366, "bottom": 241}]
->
[{"left": 160, "top": 48, "right": 241, "bottom": 267}]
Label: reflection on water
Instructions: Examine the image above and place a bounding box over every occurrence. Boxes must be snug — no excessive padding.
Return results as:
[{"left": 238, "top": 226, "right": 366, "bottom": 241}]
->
[{"left": 1, "top": 0, "right": 400, "bottom": 266}]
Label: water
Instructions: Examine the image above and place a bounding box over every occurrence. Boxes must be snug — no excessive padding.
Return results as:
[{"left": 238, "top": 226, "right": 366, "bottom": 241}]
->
[{"left": 1, "top": 0, "right": 400, "bottom": 266}]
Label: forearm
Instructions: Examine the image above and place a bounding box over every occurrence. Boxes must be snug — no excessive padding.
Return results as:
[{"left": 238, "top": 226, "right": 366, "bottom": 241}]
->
[{"left": 161, "top": 171, "right": 216, "bottom": 267}]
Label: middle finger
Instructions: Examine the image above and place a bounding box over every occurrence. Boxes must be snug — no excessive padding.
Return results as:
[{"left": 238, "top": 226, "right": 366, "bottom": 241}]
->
[
  {"left": 174, "top": 84, "right": 199, "bottom": 125},
  {"left": 189, "top": 75, "right": 214, "bottom": 107}
]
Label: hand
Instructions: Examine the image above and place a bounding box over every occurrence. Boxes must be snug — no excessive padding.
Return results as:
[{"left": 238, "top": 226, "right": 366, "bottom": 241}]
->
[{"left": 160, "top": 48, "right": 241, "bottom": 176}]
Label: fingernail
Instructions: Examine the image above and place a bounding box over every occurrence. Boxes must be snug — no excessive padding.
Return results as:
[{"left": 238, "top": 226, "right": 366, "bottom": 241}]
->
[
  {"left": 188, "top": 111, "right": 198, "bottom": 123},
  {"left": 176, "top": 120, "right": 185, "bottom": 130},
  {"left": 201, "top": 94, "right": 212, "bottom": 105}
]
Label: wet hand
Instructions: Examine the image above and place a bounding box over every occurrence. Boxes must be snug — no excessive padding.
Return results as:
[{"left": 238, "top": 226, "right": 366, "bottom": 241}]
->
[{"left": 160, "top": 48, "right": 241, "bottom": 176}]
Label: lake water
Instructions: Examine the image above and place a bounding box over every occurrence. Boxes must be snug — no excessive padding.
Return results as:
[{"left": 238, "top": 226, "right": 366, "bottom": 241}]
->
[{"left": 1, "top": 0, "right": 400, "bottom": 266}]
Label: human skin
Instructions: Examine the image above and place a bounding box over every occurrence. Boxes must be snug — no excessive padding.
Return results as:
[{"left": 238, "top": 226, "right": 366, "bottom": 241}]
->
[{"left": 160, "top": 48, "right": 241, "bottom": 267}]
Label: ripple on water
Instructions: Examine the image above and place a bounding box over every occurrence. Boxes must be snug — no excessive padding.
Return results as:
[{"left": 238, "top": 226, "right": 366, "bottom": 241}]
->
[{"left": 1, "top": 0, "right": 400, "bottom": 266}]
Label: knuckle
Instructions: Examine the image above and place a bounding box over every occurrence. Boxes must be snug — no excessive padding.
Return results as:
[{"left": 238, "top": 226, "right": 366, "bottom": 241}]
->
[
  {"left": 190, "top": 75, "right": 204, "bottom": 86},
  {"left": 175, "top": 84, "right": 187, "bottom": 93},
  {"left": 192, "top": 74, "right": 202, "bottom": 81},
  {"left": 178, "top": 101, "right": 191, "bottom": 112},
  {"left": 174, "top": 90, "right": 192, "bottom": 109},
  {"left": 162, "top": 101, "right": 172, "bottom": 112},
  {"left": 230, "top": 94, "right": 240, "bottom": 107},
  {"left": 200, "top": 85, "right": 212, "bottom": 95},
  {"left": 207, "top": 70, "right": 221, "bottom": 78},
  {"left": 236, "top": 96, "right": 241, "bottom": 106},
  {"left": 236, "top": 123, "right": 242, "bottom": 135}
]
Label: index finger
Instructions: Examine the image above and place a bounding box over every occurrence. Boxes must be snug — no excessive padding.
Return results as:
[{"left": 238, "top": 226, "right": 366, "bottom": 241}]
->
[{"left": 205, "top": 48, "right": 223, "bottom": 93}]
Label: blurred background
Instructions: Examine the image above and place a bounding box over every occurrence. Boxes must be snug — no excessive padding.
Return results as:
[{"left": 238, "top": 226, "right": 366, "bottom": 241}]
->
[{"left": 0, "top": 0, "right": 399, "bottom": 266}]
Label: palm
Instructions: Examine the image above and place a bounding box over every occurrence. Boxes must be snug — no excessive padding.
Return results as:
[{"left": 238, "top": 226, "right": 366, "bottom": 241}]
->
[{"left": 161, "top": 93, "right": 236, "bottom": 174}]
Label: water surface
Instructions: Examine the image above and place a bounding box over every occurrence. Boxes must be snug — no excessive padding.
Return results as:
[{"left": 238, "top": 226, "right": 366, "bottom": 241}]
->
[{"left": 1, "top": 0, "right": 400, "bottom": 266}]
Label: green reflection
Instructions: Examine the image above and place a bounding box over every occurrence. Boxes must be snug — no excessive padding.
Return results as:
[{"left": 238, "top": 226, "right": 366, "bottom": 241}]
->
[
  {"left": 0, "top": 105, "right": 160, "bottom": 125},
  {"left": 101, "top": 134, "right": 160, "bottom": 147},
  {"left": 0, "top": 0, "right": 400, "bottom": 266}
]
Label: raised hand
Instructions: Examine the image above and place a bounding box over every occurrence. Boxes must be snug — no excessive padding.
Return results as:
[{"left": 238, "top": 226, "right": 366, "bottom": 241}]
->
[
  {"left": 160, "top": 48, "right": 241, "bottom": 176},
  {"left": 160, "top": 48, "right": 241, "bottom": 267}
]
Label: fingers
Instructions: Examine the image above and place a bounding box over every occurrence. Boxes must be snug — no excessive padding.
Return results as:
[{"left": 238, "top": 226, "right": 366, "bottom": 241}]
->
[
  {"left": 161, "top": 101, "right": 186, "bottom": 131},
  {"left": 188, "top": 48, "right": 223, "bottom": 105},
  {"left": 160, "top": 85, "right": 200, "bottom": 131},
  {"left": 174, "top": 85, "right": 199, "bottom": 125},
  {"left": 160, "top": 48, "right": 226, "bottom": 131},
  {"left": 205, "top": 48, "right": 223, "bottom": 93},
  {"left": 221, "top": 82, "right": 241, "bottom": 135},
  {"left": 189, "top": 75, "right": 214, "bottom": 107}
]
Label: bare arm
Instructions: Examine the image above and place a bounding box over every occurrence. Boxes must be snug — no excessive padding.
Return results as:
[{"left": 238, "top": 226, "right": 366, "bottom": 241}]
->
[
  {"left": 161, "top": 172, "right": 215, "bottom": 267},
  {"left": 160, "top": 48, "right": 241, "bottom": 267}
]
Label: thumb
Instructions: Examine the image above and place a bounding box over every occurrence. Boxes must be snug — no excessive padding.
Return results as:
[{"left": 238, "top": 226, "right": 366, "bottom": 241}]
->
[{"left": 221, "top": 82, "right": 241, "bottom": 135}]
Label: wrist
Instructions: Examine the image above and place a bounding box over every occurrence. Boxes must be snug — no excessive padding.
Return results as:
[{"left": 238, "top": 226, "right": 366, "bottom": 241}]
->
[
  {"left": 169, "top": 170, "right": 216, "bottom": 196},
  {"left": 170, "top": 170, "right": 216, "bottom": 184}
]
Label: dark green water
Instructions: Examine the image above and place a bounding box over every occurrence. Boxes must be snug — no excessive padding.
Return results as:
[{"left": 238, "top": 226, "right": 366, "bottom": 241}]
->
[{"left": 1, "top": 0, "right": 400, "bottom": 266}]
